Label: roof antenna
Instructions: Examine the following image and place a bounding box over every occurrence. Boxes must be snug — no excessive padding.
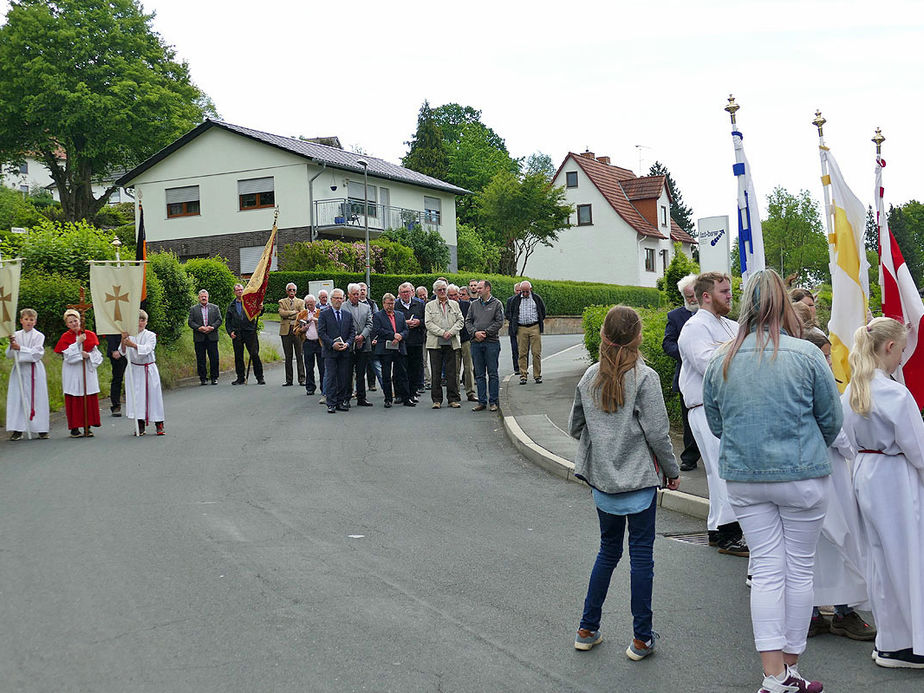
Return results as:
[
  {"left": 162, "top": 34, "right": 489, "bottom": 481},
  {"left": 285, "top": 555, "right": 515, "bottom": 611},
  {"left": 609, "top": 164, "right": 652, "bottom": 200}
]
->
[{"left": 634, "top": 144, "right": 651, "bottom": 176}]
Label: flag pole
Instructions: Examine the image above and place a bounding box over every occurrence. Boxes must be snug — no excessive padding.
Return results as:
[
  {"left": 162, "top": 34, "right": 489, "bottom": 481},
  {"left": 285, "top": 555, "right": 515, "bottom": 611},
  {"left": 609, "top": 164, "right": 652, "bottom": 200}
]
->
[
  {"left": 813, "top": 110, "right": 836, "bottom": 251},
  {"left": 873, "top": 127, "right": 886, "bottom": 300},
  {"left": 113, "top": 240, "right": 140, "bottom": 437}
]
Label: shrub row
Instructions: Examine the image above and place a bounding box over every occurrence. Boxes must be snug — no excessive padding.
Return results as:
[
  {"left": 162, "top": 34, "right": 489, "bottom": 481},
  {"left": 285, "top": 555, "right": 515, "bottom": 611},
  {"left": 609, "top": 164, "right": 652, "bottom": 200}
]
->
[
  {"left": 582, "top": 304, "right": 681, "bottom": 424},
  {"left": 265, "top": 271, "right": 662, "bottom": 316}
]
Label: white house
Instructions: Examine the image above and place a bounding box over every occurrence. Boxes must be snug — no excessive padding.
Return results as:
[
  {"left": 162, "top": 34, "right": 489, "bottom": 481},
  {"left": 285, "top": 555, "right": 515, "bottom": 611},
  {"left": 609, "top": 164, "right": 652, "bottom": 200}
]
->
[
  {"left": 1, "top": 156, "right": 135, "bottom": 205},
  {"left": 527, "top": 151, "right": 696, "bottom": 287},
  {"left": 115, "top": 120, "right": 469, "bottom": 274}
]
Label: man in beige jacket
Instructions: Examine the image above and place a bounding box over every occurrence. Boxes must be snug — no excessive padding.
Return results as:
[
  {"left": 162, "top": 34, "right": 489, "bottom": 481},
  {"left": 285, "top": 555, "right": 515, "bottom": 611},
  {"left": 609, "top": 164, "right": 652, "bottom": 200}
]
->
[
  {"left": 278, "top": 282, "right": 305, "bottom": 386},
  {"left": 424, "top": 279, "right": 464, "bottom": 408}
]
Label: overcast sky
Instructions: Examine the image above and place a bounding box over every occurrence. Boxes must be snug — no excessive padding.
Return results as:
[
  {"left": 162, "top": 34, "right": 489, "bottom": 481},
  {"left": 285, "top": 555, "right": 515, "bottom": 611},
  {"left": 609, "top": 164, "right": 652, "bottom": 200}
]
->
[{"left": 3, "top": 0, "right": 921, "bottom": 229}]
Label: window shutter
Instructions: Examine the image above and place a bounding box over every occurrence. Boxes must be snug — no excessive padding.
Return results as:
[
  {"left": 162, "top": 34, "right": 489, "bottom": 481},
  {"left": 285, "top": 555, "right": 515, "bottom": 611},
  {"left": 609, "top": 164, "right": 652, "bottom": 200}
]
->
[
  {"left": 238, "top": 177, "right": 274, "bottom": 195},
  {"left": 165, "top": 185, "right": 200, "bottom": 203}
]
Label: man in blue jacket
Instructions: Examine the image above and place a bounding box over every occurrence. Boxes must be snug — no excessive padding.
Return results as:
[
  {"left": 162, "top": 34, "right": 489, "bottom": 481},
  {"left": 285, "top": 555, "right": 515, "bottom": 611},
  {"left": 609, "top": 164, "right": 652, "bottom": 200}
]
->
[
  {"left": 318, "top": 289, "right": 356, "bottom": 413},
  {"left": 662, "top": 273, "right": 701, "bottom": 471}
]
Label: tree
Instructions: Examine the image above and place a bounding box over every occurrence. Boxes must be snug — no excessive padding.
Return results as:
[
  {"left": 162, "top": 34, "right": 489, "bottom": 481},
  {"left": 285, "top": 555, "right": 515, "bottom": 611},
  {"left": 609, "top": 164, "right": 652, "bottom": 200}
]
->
[
  {"left": 455, "top": 222, "right": 499, "bottom": 273},
  {"left": 758, "top": 187, "right": 830, "bottom": 285},
  {"left": 887, "top": 201, "right": 924, "bottom": 285},
  {"left": 648, "top": 161, "right": 694, "bottom": 235},
  {"left": 662, "top": 243, "right": 700, "bottom": 306},
  {"left": 0, "top": 0, "right": 215, "bottom": 223},
  {"left": 379, "top": 226, "right": 450, "bottom": 272},
  {"left": 476, "top": 170, "right": 573, "bottom": 276},
  {"left": 401, "top": 101, "right": 449, "bottom": 181},
  {"left": 523, "top": 152, "right": 555, "bottom": 181},
  {"left": 865, "top": 205, "right": 878, "bottom": 254}
]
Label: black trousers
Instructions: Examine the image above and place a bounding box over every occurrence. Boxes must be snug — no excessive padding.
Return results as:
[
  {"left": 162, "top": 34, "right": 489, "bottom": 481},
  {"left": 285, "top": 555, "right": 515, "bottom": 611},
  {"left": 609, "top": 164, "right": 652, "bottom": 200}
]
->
[
  {"left": 509, "top": 333, "right": 520, "bottom": 371},
  {"left": 428, "top": 346, "right": 459, "bottom": 403},
  {"left": 302, "top": 339, "right": 323, "bottom": 393},
  {"left": 350, "top": 350, "right": 370, "bottom": 402},
  {"left": 108, "top": 352, "right": 127, "bottom": 407},
  {"left": 678, "top": 391, "right": 701, "bottom": 466},
  {"left": 195, "top": 339, "right": 220, "bottom": 381},
  {"left": 406, "top": 344, "right": 424, "bottom": 392},
  {"left": 324, "top": 352, "right": 351, "bottom": 407},
  {"left": 233, "top": 331, "right": 263, "bottom": 380},
  {"left": 379, "top": 353, "right": 408, "bottom": 403}
]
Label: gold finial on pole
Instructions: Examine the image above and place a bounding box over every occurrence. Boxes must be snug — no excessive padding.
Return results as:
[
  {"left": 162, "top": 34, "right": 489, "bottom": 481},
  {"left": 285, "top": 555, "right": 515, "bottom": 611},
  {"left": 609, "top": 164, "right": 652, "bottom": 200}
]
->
[
  {"left": 812, "top": 110, "right": 826, "bottom": 136},
  {"left": 872, "top": 127, "right": 885, "bottom": 156},
  {"left": 725, "top": 94, "right": 740, "bottom": 125}
]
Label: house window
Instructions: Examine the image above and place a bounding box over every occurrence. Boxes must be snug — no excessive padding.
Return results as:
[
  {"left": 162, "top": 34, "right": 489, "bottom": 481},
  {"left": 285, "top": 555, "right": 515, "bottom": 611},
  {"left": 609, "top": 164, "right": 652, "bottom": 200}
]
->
[
  {"left": 19, "top": 162, "right": 28, "bottom": 174},
  {"left": 661, "top": 249, "right": 669, "bottom": 273},
  {"left": 566, "top": 171, "right": 578, "bottom": 188},
  {"left": 645, "top": 248, "right": 656, "bottom": 272},
  {"left": 238, "top": 177, "right": 275, "bottom": 210},
  {"left": 110, "top": 189, "right": 121, "bottom": 204},
  {"left": 18, "top": 185, "right": 28, "bottom": 194},
  {"left": 166, "top": 185, "right": 200, "bottom": 218},
  {"left": 660, "top": 205, "right": 668, "bottom": 226},
  {"left": 577, "top": 204, "right": 592, "bottom": 226},
  {"left": 348, "top": 181, "right": 378, "bottom": 218},
  {"left": 424, "top": 196, "right": 441, "bottom": 225}
]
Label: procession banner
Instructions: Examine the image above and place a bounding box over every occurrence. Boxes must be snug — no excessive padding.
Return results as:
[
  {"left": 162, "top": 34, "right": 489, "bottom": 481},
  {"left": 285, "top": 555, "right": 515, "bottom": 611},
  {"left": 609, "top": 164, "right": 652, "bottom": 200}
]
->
[
  {"left": 242, "top": 217, "right": 277, "bottom": 320},
  {"left": 89, "top": 261, "right": 145, "bottom": 335},
  {"left": 820, "top": 147, "right": 869, "bottom": 391},
  {"left": 0, "top": 258, "right": 22, "bottom": 338},
  {"left": 876, "top": 156, "right": 924, "bottom": 406},
  {"left": 730, "top": 129, "right": 765, "bottom": 283}
]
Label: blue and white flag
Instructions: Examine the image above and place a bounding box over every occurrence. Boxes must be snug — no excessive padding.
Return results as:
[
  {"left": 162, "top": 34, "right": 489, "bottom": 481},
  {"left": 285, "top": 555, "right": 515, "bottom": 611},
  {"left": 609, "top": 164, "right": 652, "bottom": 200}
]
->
[{"left": 731, "top": 130, "right": 766, "bottom": 283}]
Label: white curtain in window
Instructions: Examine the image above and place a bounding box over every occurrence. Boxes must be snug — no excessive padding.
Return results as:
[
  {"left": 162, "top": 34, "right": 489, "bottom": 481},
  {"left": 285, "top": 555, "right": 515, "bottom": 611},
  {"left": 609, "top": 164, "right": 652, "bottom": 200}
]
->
[
  {"left": 237, "top": 177, "right": 274, "bottom": 195},
  {"left": 347, "top": 181, "right": 376, "bottom": 202},
  {"left": 165, "top": 185, "right": 200, "bottom": 203}
]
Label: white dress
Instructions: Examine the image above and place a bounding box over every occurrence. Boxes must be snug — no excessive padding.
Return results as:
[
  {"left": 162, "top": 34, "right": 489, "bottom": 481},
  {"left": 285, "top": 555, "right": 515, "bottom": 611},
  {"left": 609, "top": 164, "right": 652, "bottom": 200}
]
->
[
  {"left": 5, "top": 328, "right": 50, "bottom": 434},
  {"left": 841, "top": 370, "right": 924, "bottom": 654},
  {"left": 120, "top": 329, "right": 164, "bottom": 422},
  {"left": 61, "top": 339, "right": 103, "bottom": 395},
  {"left": 811, "top": 431, "right": 869, "bottom": 608}
]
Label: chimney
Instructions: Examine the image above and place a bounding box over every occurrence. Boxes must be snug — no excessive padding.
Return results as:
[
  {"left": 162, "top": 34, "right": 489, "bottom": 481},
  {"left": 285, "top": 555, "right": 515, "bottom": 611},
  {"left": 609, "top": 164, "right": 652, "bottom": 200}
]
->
[
  {"left": 596, "top": 156, "right": 610, "bottom": 165},
  {"left": 579, "top": 150, "right": 595, "bottom": 159}
]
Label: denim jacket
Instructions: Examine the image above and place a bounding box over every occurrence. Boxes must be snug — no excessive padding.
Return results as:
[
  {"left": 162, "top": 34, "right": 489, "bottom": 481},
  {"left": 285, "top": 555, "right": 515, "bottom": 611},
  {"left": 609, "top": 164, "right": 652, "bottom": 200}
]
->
[{"left": 702, "top": 330, "right": 842, "bottom": 482}]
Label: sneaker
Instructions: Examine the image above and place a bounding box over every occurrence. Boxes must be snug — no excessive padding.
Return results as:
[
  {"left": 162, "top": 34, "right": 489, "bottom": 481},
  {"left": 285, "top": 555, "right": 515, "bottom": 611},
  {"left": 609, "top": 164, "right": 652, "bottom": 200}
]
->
[
  {"left": 520, "top": 377, "right": 528, "bottom": 385},
  {"left": 534, "top": 376, "right": 542, "bottom": 384},
  {"left": 717, "top": 536, "right": 750, "bottom": 557},
  {"left": 449, "top": 401, "right": 460, "bottom": 408},
  {"left": 626, "top": 631, "right": 659, "bottom": 661},
  {"left": 574, "top": 628, "right": 602, "bottom": 651},
  {"left": 9, "top": 431, "right": 22, "bottom": 441},
  {"left": 875, "top": 648, "right": 924, "bottom": 669},
  {"left": 757, "top": 672, "right": 800, "bottom": 693},
  {"left": 70, "top": 428, "right": 82, "bottom": 438},
  {"left": 782, "top": 664, "right": 824, "bottom": 692},
  {"left": 489, "top": 404, "right": 498, "bottom": 412},
  {"left": 432, "top": 402, "right": 441, "bottom": 409},
  {"left": 829, "top": 611, "right": 876, "bottom": 641},
  {"left": 807, "top": 615, "right": 830, "bottom": 638}
]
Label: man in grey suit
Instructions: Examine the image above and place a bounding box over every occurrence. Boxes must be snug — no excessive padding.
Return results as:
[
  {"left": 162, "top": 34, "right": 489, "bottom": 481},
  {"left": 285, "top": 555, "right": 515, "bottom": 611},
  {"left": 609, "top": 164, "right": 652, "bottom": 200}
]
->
[
  {"left": 188, "top": 289, "right": 223, "bottom": 385},
  {"left": 342, "top": 283, "right": 374, "bottom": 406}
]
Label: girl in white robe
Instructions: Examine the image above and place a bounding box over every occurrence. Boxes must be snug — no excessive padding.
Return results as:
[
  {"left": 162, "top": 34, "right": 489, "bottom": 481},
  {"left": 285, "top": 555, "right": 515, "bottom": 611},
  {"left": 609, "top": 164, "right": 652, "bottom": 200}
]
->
[
  {"left": 841, "top": 317, "right": 924, "bottom": 669},
  {"left": 119, "top": 311, "right": 164, "bottom": 436},
  {"left": 5, "top": 308, "right": 50, "bottom": 439}
]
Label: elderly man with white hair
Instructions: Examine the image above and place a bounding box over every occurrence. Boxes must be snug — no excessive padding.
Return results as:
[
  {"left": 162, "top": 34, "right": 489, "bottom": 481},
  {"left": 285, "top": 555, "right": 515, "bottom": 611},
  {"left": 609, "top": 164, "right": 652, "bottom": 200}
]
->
[
  {"left": 342, "top": 283, "right": 374, "bottom": 406},
  {"left": 662, "top": 273, "right": 701, "bottom": 472},
  {"left": 394, "top": 281, "right": 426, "bottom": 400},
  {"left": 278, "top": 282, "right": 305, "bottom": 386},
  {"left": 424, "top": 279, "right": 464, "bottom": 408},
  {"left": 507, "top": 280, "right": 546, "bottom": 384},
  {"left": 299, "top": 294, "right": 324, "bottom": 397}
]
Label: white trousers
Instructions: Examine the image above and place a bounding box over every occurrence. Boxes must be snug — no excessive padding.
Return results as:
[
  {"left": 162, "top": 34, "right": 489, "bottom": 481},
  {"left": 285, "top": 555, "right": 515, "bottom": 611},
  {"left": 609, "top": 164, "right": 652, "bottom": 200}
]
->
[
  {"left": 688, "top": 406, "right": 738, "bottom": 530},
  {"left": 727, "top": 476, "right": 830, "bottom": 654}
]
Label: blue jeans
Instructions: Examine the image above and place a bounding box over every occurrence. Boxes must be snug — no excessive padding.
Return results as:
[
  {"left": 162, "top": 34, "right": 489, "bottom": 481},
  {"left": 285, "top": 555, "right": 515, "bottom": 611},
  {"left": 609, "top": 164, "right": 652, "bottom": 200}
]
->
[
  {"left": 470, "top": 340, "right": 500, "bottom": 405},
  {"left": 579, "top": 494, "right": 656, "bottom": 641}
]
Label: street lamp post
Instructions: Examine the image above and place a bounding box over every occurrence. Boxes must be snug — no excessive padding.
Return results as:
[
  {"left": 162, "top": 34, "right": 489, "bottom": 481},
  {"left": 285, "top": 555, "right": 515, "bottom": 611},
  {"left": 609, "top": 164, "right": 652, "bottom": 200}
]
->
[{"left": 357, "top": 158, "right": 371, "bottom": 289}]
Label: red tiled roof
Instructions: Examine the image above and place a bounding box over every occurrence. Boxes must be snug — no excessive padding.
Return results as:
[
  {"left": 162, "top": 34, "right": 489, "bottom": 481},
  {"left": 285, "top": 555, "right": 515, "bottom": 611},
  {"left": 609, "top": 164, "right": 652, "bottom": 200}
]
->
[{"left": 670, "top": 219, "right": 696, "bottom": 244}]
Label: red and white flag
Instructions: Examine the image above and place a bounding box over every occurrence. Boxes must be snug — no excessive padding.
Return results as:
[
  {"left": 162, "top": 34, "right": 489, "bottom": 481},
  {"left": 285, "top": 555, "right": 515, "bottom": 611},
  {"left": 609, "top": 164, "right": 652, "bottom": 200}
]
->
[{"left": 876, "top": 156, "right": 924, "bottom": 407}]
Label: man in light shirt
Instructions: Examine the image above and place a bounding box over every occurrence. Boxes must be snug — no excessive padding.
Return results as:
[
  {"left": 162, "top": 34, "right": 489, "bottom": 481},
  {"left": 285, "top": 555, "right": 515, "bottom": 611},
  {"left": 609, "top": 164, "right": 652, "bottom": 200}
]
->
[{"left": 507, "top": 280, "right": 546, "bottom": 385}]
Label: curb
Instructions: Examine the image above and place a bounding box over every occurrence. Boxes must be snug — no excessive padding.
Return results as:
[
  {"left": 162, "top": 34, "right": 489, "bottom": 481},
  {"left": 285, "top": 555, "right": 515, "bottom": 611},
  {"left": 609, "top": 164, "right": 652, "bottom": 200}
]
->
[{"left": 499, "top": 373, "right": 710, "bottom": 521}]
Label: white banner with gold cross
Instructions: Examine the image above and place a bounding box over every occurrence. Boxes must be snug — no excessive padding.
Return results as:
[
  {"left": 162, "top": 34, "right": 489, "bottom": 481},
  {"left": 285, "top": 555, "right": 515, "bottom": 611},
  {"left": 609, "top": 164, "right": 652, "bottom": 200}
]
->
[
  {"left": 90, "top": 261, "right": 145, "bottom": 335},
  {"left": 0, "top": 257, "right": 22, "bottom": 339}
]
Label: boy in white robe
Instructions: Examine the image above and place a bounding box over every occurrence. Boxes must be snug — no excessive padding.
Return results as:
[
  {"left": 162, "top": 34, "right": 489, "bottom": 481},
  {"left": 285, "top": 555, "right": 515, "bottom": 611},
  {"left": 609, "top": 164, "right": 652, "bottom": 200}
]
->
[
  {"left": 119, "top": 310, "right": 164, "bottom": 436},
  {"left": 5, "top": 308, "right": 50, "bottom": 440}
]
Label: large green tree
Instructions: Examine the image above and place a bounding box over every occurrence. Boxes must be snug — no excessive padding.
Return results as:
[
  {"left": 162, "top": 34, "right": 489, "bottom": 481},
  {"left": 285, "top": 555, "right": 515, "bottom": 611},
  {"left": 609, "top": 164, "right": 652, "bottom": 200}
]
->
[
  {"left": 760, "top": 187, "right": 829, "bottom": 284},
  {"left": 0, "top": 0, "right": 215, "bottom": 222},
  {"left": 476, "top": 170, "right": 573, "bottom": 276},
  {"left": 401, "top": 101, "right": 449, "bottom": 181},
  {"left": 648, "top": 161, "right": 694, "bottom": 234},
  {"left": 887, "top": 201, "right": 924, "bottom": 285}
]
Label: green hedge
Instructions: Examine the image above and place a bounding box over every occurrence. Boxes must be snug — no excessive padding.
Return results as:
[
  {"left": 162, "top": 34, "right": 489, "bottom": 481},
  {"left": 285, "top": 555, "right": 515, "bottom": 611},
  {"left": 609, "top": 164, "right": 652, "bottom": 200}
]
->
[
  {"left": 265, "top": 271, "right": 662, "bottom": 316},
  {"left": 583, "top": 304, "right": 681, "bottom": 424},
  {"left": 183, "top": 257, "right": 238, "bottom": 309}
]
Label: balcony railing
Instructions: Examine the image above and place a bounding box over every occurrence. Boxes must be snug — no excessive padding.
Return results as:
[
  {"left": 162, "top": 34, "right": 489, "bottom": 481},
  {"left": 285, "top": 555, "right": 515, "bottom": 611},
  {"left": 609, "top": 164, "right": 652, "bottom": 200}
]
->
[{"left": 314, "top": 198, "right": 440, "bottom": 234}]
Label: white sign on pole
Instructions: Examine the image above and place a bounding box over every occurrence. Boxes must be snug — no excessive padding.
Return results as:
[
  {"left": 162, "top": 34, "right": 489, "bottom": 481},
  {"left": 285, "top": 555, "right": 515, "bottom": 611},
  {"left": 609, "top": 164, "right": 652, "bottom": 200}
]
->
[
  {"left": 309, "top": 280, "right": 334, "bottom": 299},
  {"left": 696, "top": 216, "right": 731, "bottom": 275}
]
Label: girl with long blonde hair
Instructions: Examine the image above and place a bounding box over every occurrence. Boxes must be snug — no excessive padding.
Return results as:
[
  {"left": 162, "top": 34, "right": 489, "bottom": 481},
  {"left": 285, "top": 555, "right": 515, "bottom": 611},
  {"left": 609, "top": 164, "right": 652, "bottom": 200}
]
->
[
  {"left": 841, "top": 317, "right": 924, "bottom": 669},
  {"left": 569, "top": 306, "right": 679, "bottom": 660}
]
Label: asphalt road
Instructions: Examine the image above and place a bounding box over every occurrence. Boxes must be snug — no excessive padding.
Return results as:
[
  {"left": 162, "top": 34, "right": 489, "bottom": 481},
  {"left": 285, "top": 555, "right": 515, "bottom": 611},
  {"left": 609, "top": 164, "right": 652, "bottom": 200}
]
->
[{"left": 0, "top": 335, "right": 918, "bottom": 692}]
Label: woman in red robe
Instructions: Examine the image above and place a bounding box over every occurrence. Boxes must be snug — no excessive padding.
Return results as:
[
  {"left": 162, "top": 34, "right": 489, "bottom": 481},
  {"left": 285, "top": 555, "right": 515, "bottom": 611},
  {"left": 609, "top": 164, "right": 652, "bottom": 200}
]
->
[{"left": 54, "top": 309, "right": 104, "bottom": 436}]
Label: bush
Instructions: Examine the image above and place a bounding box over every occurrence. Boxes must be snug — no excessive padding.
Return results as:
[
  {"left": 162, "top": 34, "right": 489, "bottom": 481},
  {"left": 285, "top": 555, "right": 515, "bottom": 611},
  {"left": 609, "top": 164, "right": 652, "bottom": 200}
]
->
[
  {"left": 147, "top": 251, "right": 194, "bottom": 345},
  {"left": 0, "top": 185, "right": 42, "bottom": 231},
  {"left": 17, "top": 271, "right": 89, "bottom": 343},
  {"left": 138, "top": 267, "right": 166, "bottom": 341},
  {"left": 662, "top": 243, "right": 700, "bottom": 306},
  {"left": 582, "top": 304, "right": 680, "bottom": 423},
  {"left": 373, "top": 237, "right": 420, "bottom": 274},
  {"left": 379, "top": 226, "right": 450, "bottom": 272},
  {"left": 456, "top": 223, "right": 500, "bottom": 273},
  {"left": 10, "top": 219, "right": 116, "bottom": 281},
  {"left": 183, "top": 257, "right": 237, "bottom": 310},
  {"left": 94, "top": 202, "right": 134, "bottom": 228}
]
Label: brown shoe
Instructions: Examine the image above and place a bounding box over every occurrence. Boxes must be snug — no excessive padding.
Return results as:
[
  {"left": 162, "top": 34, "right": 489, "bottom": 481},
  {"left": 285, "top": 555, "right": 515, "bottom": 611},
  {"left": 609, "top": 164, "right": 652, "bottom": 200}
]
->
[
  {"left": 489, "top": 404, "right": 498, "bottom": 412},
  {"left": 467, "top": 393, "right": 478, "bottom": 401},
  {"left": 472, "top": 404, "right": 486, "bottom": 412},
  {"left": 432, "top": 402, "right": 441, "bottom": 409},
  {"left": 449, "top": 401, "right": 460, "bottom": 408},
  {"left": 830, "top": 611, "right": 876, "bottom": 640},
  {"left": 807, "top": 615, "right": 831, "bottom": 638}
]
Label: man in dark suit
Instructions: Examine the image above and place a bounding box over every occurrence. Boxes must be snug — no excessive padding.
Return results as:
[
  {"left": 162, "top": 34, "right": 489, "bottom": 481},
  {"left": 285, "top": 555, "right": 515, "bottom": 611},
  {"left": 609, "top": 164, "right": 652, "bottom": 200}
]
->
[
  {"left": 372, "top": 292, "right": 414, "bottom": 408},
  {"left": 317, "top": 288, "right": 356, "bottom": 413},
  {"left": 226, "top": 283, "right": 265, "bottom": 385},
  {"left": 661, "top": 273, "right": 701, "bottom": 471},
  {"left": 394, "top": 281, "right": 425, "bottom": 401},
  {"left": 504, "top": 282, "right": 522, "bottom": 374},
  {"left": 187, "top": 289, "right": 223, "bottom": 385}
]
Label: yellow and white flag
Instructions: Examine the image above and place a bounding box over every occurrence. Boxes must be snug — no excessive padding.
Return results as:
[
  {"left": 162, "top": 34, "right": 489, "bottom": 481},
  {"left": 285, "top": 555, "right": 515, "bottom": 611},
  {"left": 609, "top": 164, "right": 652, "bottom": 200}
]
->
[
  {"left": 821, "top": 147, "right": 870, "bottom": 391},
  {"left": 0, "top": 258, "right": 22, "bottom": 338},
  {"left": 89, "top": 262, "right": 145, "bottom": 335}
]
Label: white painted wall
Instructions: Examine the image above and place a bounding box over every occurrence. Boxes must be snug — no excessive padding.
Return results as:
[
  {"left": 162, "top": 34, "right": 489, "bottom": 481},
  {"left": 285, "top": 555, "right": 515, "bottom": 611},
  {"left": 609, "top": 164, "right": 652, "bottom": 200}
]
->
[{"left": 1, "top": 156, "right": 133, "bottom": 206}]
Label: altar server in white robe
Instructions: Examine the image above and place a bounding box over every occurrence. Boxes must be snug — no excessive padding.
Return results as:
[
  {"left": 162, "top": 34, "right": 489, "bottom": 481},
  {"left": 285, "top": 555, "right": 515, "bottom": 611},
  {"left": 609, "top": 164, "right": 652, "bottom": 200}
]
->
[
  {"left": 841, "top": 317, "right": 924, "bottom": 669},
  {"left": 55, "top": 309, "right": 104, "bottom": 437},
  {"left": 5, "top": 308, "right": 50, "bottom": 440},
  {"left": 119, "top": 310, "right": 164, "bottom": 436}
]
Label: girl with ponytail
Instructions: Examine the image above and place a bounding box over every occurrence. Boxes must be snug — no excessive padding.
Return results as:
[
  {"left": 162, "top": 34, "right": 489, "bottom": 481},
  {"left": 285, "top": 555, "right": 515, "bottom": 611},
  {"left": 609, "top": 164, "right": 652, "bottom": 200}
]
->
[
  {"left": 841, "top": 317, "right": 924, "bottom": 669},
  {"left": 569, "top": 306, "right": 679, "bottom": 660}
]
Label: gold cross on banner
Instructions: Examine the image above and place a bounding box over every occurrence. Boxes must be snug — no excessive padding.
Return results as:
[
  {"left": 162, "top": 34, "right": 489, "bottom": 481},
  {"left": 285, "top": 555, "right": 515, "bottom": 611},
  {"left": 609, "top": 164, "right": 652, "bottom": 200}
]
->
[
  {"left": 105, "top": 284, "right": 129, "bottom": 322},
  {"left": 67, "top": 287, "right": 93, "bottom": 329},
  {"left": 0, "top": 287, "right": 11, "bottom": 323}
]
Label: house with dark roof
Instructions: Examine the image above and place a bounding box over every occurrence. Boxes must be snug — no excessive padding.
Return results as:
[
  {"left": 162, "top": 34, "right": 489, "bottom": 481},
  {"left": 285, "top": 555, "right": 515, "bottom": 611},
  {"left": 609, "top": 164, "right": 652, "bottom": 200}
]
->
[
  {"left": 115, "top": 120, "right": 469, "bottom": 274},
  {"left": 527, "top": 151, "right": 696, "bottom": 287}
]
